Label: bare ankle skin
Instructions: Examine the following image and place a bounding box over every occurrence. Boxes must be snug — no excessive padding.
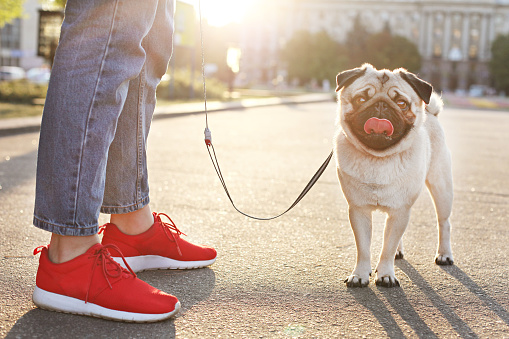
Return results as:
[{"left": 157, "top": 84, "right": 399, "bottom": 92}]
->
[
  {"left": 48, "top": 233, "right": 100, "bottom": 264},
  {"left": 109, "top": 205, "right": 154, "bottom": 236}
]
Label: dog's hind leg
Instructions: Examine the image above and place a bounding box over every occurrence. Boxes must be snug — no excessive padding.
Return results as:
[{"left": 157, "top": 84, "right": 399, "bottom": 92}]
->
[
  {"left": 426, "top": 150, "right": 454, "bottom": 265},
  {"left": 395, "top": 239, "right": 404, "bottom": 260},
  {"left": 426, "top": 175, "right": 454, "bottom": 265},
  {"left": 344, "top": 206, "right": 373, "bottom": 287}
]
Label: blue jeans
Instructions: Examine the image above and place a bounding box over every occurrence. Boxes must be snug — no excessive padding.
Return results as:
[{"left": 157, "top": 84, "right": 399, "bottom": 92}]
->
[{"left": 33, "top": 0, "right": 175, "bottom": 236}]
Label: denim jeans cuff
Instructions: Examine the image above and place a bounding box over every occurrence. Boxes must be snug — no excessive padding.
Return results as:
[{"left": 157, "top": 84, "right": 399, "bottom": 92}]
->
[
  {"left": 100, "top": 196, "right": 150, "bottom": 215},
  {"left": 33, "top": 216, "right": 99, "bottom": 236}
]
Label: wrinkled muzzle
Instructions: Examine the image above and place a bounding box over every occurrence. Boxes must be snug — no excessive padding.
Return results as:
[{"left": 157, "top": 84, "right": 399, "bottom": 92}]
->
[{"left": 346, "top": 100, "right": 412, "bottom": 150}]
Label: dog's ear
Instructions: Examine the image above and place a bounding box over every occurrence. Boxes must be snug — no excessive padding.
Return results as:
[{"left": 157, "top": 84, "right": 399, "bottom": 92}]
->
[
  {"left": 335, "top": 67, "right": 366, "bottom": 92},
  {"left": 400, "top": 71, "right": 433, "bottom": 105}
]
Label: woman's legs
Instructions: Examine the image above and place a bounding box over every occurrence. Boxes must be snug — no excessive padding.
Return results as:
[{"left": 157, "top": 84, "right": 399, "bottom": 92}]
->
[
  {"left": 34, "top": 0, "right": 164, "bottom": 235},
  {"left": 101, "top": 0, "right": 174, "bottom": 235},
  {"left": 33, "top": 0, "right": 168, "bottom": 260},
  {"left": 32, "top": 1, "right": 182, "bottom": 322}
]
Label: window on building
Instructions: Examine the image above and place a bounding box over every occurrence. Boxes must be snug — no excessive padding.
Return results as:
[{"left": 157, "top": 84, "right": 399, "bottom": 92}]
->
[
  {"left": 432, "top": 13, "right": 444, "bottom": 58},
  {"left": 0, "top": 18, "right": 21, "bottom": 66},
  {"left": 469, "top": 15, "right": 481, "bottom": 60},
  {"left": 433, "top": 44, "right": 443, "bottom": 58}
]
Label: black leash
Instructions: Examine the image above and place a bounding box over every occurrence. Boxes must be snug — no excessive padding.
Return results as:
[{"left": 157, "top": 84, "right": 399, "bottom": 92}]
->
[
  {"left": 198, "top": 0, "right": 333, "bottom": 220},
  {"left": 206, "top": 144, "right": 333, "bottom": 220}
]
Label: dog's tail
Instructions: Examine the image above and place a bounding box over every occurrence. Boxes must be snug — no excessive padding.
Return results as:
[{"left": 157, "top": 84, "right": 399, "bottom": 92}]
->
[{"left": 425, "top": 92, "right": 443, "bottom": 116}]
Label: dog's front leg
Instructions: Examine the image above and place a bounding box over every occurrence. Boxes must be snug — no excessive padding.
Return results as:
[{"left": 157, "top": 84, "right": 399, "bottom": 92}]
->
[
  {"left": 345, "top": 206, "right": 373, "bottom": 287},
  {"left": 375, "top": 208, "right": 411, "bottom": 287}
]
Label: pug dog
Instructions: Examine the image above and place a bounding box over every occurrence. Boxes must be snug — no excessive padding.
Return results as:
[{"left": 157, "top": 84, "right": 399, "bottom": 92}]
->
[{"left": 334, "top": 64, "right": 454, "bottom": 288}]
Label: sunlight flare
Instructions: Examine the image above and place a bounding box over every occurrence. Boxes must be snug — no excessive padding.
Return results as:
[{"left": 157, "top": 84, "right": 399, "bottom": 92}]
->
[{"left": 197, "top": 0, "right": 256, "bottom": 26}]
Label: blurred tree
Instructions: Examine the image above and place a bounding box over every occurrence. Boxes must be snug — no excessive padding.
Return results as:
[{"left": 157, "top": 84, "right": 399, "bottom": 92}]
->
[
  {"left": 490, "top": 34, "right": 509, "bottom": 94},
  {"left": 51, "top": 0, "right": 67, "bottom": 8},
  {"left": 345, "top": 14, "right": 370, "bottom": 69},
  {"left": 345, "top": 20, "right": 421, "bottom": 72},
  {"left": 280, "top": 30, "right": 348, "bottom": 86},
  {"left": 0, "top": 0, "right": 25, "bottom": 27},
  {"left": 363, "top": 30, "right": 422, "bottom": 72}
]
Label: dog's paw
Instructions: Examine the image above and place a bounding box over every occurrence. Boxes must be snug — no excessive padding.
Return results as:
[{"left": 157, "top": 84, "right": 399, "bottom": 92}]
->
[
  {"left": 395, "top": 250, "right": 404, "bottom": 260},
  {"left": 344, "top": 274, "right": 370, "bottom": 288},
  {"left": 435, "top": 254, "right": 454, "bottom": 265},
  {"left": 375, "top": 275, "right": 400, "bottom": 288}
]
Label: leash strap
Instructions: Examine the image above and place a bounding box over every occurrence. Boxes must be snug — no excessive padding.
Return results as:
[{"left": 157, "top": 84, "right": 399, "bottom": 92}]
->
[
  {"left": 206, "top": 145, "right": 333, "bottom": 220},
  {"left": 197, "top": 0, "right": 333, "bottom": 220}
]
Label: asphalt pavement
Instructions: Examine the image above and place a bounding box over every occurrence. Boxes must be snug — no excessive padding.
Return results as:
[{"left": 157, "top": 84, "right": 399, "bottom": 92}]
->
[{"left": 1, "top": 97, "right": 509, "bottom": 338}]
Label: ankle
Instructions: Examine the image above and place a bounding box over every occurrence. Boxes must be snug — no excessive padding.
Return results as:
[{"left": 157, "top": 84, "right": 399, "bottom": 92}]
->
[
  {"left": 110, "top": 205, "right": 154, "bottom": 236},
  {"left": 48, "top": 234, "right": 100, "bottom": 264}
]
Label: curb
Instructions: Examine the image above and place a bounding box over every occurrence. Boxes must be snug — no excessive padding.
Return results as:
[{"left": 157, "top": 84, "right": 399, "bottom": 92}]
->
[
  {"left": 441, "top": 94, "right": 509, "bottom": 112},
  {"left": 0, "top": 93, "right": 333, "bottom": 137}
]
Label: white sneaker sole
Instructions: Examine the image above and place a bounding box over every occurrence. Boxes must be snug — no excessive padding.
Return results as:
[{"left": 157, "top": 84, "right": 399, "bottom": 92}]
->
[
  {"left": 32, "top": 286, "right": 180, "bottom": 323},
  {"left": 113, "top": 255, "right": 216, "bottom": 272}
]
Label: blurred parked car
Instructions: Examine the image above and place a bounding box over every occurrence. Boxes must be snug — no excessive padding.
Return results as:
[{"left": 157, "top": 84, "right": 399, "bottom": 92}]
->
[
  {"left": 27, "top": 67, "right": 51, "bottom": 84},
  {"left": 469, "top": 84, "right": 490, "bottom": 97},
  {"left": 0, "top": 66, "right": 26, "bottom": 81}
]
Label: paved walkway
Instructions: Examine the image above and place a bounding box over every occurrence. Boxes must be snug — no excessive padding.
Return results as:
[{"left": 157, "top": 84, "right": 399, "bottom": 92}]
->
[{"left": 1, "top": 102, "right": 508, "bottom": 337}]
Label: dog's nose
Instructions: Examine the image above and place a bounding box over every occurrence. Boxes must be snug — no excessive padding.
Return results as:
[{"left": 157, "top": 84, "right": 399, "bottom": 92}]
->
[{"left": 372, "top": 101, "right": 390, "bottom": 117}]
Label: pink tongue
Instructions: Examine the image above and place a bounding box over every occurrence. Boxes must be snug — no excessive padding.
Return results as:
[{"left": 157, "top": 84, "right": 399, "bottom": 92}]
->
[{"left": 364, "top": 117, "right": 394, "bottom": 136}]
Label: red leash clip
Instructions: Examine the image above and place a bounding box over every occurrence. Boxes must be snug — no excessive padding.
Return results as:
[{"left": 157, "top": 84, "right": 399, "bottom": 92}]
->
[{"left": 204, "top": 127, "right": 212, "bottom": 146}]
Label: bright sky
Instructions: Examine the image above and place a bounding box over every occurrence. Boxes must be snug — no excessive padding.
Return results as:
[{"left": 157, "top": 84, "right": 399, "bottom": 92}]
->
[{"left": 189, "top": 0, "right": 257, "bottom": 26}]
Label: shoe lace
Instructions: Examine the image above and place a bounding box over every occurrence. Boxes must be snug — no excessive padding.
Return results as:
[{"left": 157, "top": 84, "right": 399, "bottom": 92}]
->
[
  {"left": 154, "top": 212, "right": 186, "bottom": 257},
  {"left": 33, "top": 245, "right": 45, "bottom": 255},
  {"left": 85, "top": 244, "right": 137, "bottom": 303}
]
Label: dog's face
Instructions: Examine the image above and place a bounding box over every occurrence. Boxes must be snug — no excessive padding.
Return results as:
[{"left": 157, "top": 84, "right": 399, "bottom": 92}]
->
[{"left": 336, "top": 64, "right": 432, "bottom": 155}]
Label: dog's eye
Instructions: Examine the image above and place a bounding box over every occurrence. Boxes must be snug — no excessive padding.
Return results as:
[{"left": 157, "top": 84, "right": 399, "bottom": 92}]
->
[
  {"left": 396, "top": 100, "right": 408, "bottom": 110},
  {"left": 354, "top": 96, "right": 366, "bottom": 106}
]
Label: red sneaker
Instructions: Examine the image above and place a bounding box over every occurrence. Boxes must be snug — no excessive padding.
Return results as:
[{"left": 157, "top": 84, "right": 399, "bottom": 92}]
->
[
  {"left": 32, "top": 244, "right": 180, "bottom": 322},
  {"left": 100, "top": 212, "right": 217, "bottom": 272}
]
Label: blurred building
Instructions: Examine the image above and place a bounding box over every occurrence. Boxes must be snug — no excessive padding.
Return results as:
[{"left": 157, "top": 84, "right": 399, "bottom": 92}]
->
[
  {"left": 238, "top": 0, "right": 509, "bottom": 92},
  {"left": 0, "top": 0, "right": 61, "bottom": 70},
  {"left": 3, "top": 0, "right": 507, "bottom": 92}
]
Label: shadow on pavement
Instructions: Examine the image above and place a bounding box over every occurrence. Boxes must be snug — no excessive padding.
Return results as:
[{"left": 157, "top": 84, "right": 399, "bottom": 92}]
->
[
  {"left": 377, "top": 285, "right": 439, "bottom": 339},
  {"left": 0, "top": 149, "right": 37, "bottom": 194},
  {"left": 138, "top": 267, "right": 216, "bottom": 314},
  {"left": 347, "top": 287, "right": 407, "bottom": 338},
  {"left": 396, "top": 260, "right": 478, "bottom": 338},
  {"left": 6, "top": 268, "right": 216, "bottom": 338},
  {"left": 441, "top": 264, "right": 509, "bottom": 327},
  {"left": 349, "top": 260, "right": 480, "bottom": 338}
]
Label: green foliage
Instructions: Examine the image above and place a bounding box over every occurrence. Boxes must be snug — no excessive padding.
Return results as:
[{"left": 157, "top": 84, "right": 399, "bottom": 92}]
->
[
  {"left": 0, "top": 102, "right": 43, "bottom": 119},
  {"left": 280, "top": 23, "right": 422, "bottom": 87},
  {"left": 490, "top": 34, "right": 509, "bottom": 94},
  {"left": 0, "top": 70, "right": 224, "bottom": 106},
  {"left": 156, "top": 68, "right": 226, "bottom": 100},
  {"left": 0, "top": 80, "right": 48, "bottom": 104},
  {"left": 280, "top": 30, "right": 348, "bottom": 86},
  {"left": 345, "top": 14, "right": 370, "bottom": 69},
  {"left": 52, "top": 0, "right": 67, "bottom": 8},
  {"left": 344, "top": 19, "right": 421, "bottom": 72},
  {"left": 0, "top": 0, "right": 25, "bottom": 27},
  {"left": 39, "top": 0, "right": 66, "bottom": 9},
  {"left": 361, "top": 31, "right": 422, "bottom": 72}
]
